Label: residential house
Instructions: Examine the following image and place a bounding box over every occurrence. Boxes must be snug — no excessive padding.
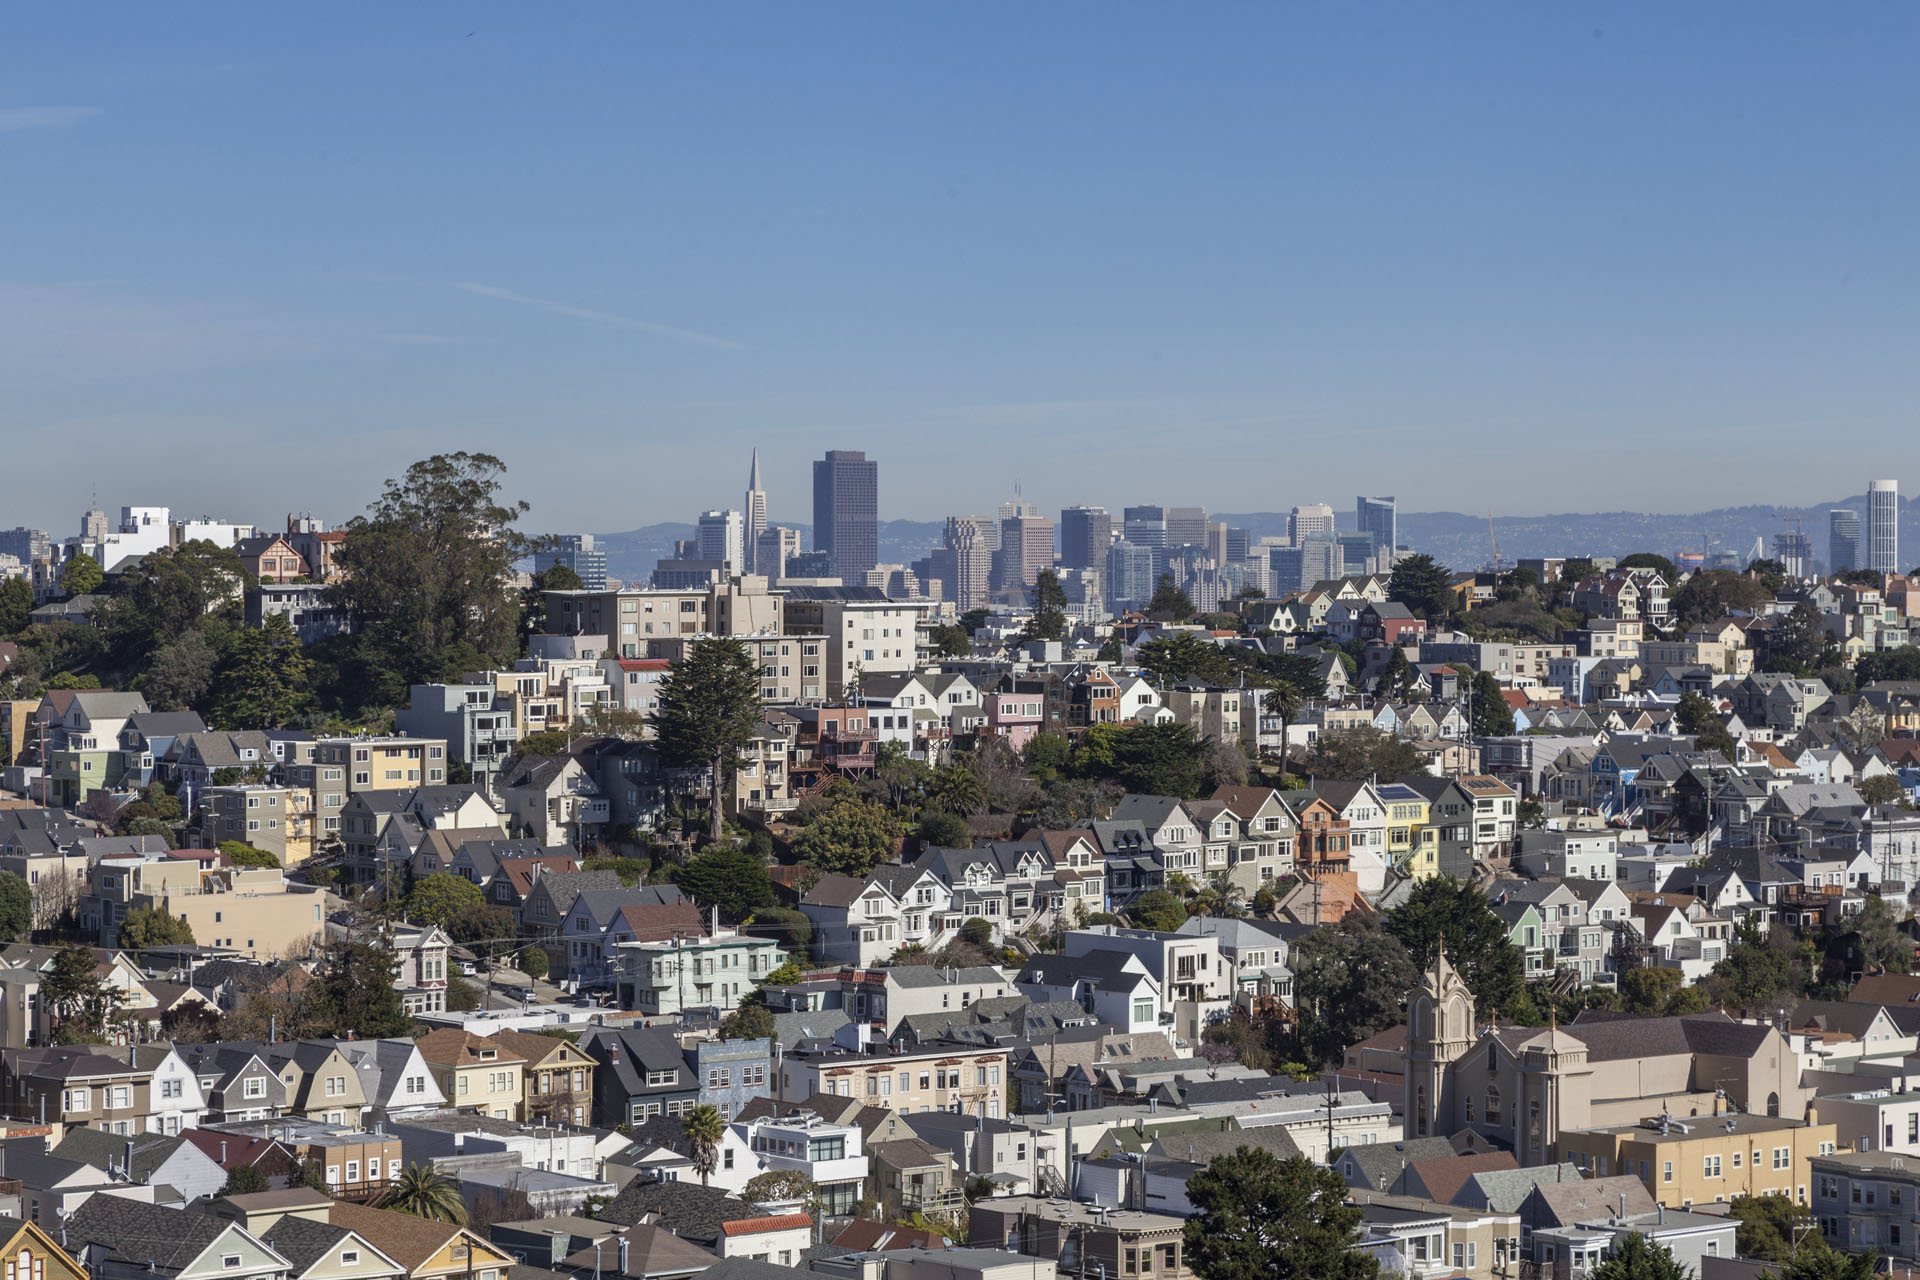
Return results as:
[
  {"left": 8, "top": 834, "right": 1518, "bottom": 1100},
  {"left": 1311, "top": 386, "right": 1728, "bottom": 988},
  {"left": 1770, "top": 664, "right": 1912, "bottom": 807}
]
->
[
  {"left": 412, "top": 1030, "right": 525, "bottom": 1121},
  {"left": 63, "top": 1198, "right": 290, "bottom": 1280}
]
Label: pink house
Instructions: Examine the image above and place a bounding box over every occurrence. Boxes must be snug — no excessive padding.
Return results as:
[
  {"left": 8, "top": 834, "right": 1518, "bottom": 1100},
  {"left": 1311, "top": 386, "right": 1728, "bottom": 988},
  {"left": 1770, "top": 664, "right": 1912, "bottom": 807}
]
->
[{"left": 983, "top": 678, "right": 1047, "bottom": 751}]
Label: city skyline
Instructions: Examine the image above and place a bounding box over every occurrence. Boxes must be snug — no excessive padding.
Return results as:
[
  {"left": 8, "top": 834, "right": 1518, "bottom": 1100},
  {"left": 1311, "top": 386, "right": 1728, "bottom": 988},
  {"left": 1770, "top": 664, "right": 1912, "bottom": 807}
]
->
[{"left": 5, "top": 6, "right": 1920, "bottom": 532}]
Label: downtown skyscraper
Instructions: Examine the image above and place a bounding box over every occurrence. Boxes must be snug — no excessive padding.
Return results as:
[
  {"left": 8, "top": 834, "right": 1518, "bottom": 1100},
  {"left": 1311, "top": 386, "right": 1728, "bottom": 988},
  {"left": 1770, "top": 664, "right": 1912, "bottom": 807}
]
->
[
  {"left": 1870, "top": 479, "right": 1900, "bottom": 575},
  {"left": 1829, "top": 508, "right": 1862, "bottom": 575},
  {"left": 812, "top": 449, "right": 878, "bottom": 579}
]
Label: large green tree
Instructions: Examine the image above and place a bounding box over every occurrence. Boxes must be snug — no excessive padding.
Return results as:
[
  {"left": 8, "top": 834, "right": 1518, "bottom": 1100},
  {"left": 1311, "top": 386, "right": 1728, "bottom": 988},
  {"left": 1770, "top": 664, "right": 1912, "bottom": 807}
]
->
[
  {"left": 1183, "top": 1147, "right": 1379, "bottom": 1280},
  {"left": 1136, "top": 631, "right": 1236, "bottom": 686},
  {"left": 211, "top": 614, "right": 313, "bottom": 729},
  {"left": 119, "top": 907, "right": 196, "bottom": 950},
  {"left": 1074, "top": 722, "right": 1211, "bottom": 798},
  {"left": 789, "top": 788, "right": 900, "bottom": 878},
  {"left": 1022, "top": 569, "right": 1070, "bottom": 642},
  {"left": 1587, "top": 1232, "right": 1690, "bottom": 1280},
  {"left": 327, "top": 452, "right": 532, "bottom": 690},
  {"left": 1858, "top": 646, "right": 1920, "bottom": 687},
  {"left": 672, "top": 846, "right": 776, "bottom": 924},
  {"left": 1675, "top": 691, "right": 1737, "bottom": 759},
  {"left": 99, "top": 540, "right": 246, "bottom": 671},
  {"left": 1470, "top": 671, "right": 1516, "bottom": 737},
  {"left": 1771, "top": 1248, "right": 1874, "bottom": 1280},
  {"left": 145, "top": 630, "right": 220, "bottom": 713},
  {"left": 0, "top": 872, "right": 30, "bottom": 940},
  {"left": 44, "top": 944, "right": 118, "bottom": 1043},
  {"left": 304, "top": 938, "right": 412, "bottom": 1039},
  {"left": 1618, "top": 552, "right": 1679, "bottom": 585},
  {"left": 0, "top": 577, "right": 32, "bottom": 636},
  {"left": 1304, "top": 728, "right": 1426, "bottom": 782},
  {"left": 1291, "top": 915, "right": 1417, "bottom": 1065},
  {"left": 1729, "top": 1192, "right": 1816, "bottom": 1263},
  {"left": 404, "top": 873, "right": 489, "bottom": 930},
  {"left": 1671, "top": 570, "right": 1772, "bottom": 630},
  {"left": 1146, "top": 574, "right": 1196, "bottom": 622},
  {"left": 1386, "top": 877, "right": 1525, "bottom": 1016},
  {"left": 653, "top": 636, "right": 764, "bottom": 842},
  {"left": 1387, "top": 553, "right": 1454, "bottom": 621},
  {"left": 1706, "top": 921, "right": 1801, "bottom": 1012},
  {"left": 59, "top": 553, "right": 103, "bottom": 597},
  {"left": 1128, "top": 889, "right": 1188, "bottom": 932}
]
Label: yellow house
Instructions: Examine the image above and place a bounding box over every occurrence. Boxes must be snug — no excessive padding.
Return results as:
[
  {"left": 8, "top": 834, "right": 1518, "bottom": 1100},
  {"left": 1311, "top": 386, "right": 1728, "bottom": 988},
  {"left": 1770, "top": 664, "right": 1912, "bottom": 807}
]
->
[
  {"left": 490, "top": 1029, "right": 597, "bottom": 1127},
  {"left": 0, "top": 1215, "right": 90, "bottom": 1280},
  {"left": 326, "top": 1204, "right": 512, "bottom": 1280},
  {"left": 1378, "top": 782, "right": 1440, "bottom": 879},
  {"left": 1557, "top": 1113, "right": 1837, "bottom": 1209},
  {"left": 413, "top": 1029, "right": 525, "bottom": 1120}
]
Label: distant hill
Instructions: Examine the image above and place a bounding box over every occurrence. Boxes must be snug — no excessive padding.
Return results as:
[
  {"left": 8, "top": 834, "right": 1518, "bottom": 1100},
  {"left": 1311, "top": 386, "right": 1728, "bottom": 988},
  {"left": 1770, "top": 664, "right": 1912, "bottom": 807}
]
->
[{"left": 582, "top": 494, "right": 1916, "bottom": 585}]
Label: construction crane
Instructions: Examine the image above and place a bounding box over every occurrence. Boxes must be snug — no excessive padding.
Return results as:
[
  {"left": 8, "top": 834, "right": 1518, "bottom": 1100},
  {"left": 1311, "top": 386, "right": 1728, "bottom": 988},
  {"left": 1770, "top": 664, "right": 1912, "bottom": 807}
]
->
[{"left": 1487, "top": 510, "right": 1503, "bottom": 576}]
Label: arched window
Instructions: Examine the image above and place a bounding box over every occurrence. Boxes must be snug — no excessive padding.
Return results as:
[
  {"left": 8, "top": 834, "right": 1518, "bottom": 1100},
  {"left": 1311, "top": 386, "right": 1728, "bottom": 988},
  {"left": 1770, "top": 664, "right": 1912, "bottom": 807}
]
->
[
  {"left": 1485, "top": 1086, "right": 1502, "bottom": 1126},
  {"left": 1415, "top": 1085, "right": 1428, "bottom": 1136},
  {"left": 1767, "top": 1091, "right": 1780, "bottom": 1118}
]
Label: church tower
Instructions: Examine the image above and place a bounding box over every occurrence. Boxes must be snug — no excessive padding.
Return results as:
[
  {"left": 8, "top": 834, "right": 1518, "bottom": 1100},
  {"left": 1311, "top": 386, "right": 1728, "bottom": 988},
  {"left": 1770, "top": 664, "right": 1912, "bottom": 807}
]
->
[{"left": 1404, "top": 944, "right": 1474, "bottom": 1139}]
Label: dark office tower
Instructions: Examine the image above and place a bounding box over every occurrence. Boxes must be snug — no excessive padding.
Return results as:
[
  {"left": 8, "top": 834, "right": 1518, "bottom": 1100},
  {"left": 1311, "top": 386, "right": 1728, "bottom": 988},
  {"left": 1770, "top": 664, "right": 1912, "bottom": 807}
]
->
[
  {"left": 1226, "top": 527, "right": 1251, "bottom": 563},
  {"left": 812, "top": 450, "right": 878, "bottom": 578},
  {"left": 1164, "top": 506, "right": 1207, "bottom": 549},
  {"left": 1060, "top": 506, "right": 1113, "bottom": 570},
  {"left": 1357, "top": 496, "right": 1397, "bottom": 557},
  {"left": 1830, "top": 509, "right": 1863, "bottom": 575},
  {"left": 1122, "top": 506, "right": 1166, "bottom": 549}
]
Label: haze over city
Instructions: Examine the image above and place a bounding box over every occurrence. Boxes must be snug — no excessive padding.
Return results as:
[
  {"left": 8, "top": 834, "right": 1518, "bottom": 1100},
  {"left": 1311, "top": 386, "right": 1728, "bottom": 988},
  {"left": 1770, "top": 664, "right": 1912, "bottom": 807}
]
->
[{"left": 6, "top": 4, "right": 1920, "bottom": 533}]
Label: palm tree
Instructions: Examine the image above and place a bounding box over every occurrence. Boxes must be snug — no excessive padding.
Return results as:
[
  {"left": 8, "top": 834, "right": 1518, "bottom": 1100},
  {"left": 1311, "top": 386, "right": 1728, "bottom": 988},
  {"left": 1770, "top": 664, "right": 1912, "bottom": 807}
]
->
[
  {"left": 931, "top": 763, "right": 987, "bottom": 817},
  {"left": 683, "top": 1103, "right": 726, "bottom": 1186},
  {"left": 1262, "top": 678, "right": 1303, "bottom": 782},
  {"left": 378, "top": 1164, "right": 468, "bottom": 1224}
]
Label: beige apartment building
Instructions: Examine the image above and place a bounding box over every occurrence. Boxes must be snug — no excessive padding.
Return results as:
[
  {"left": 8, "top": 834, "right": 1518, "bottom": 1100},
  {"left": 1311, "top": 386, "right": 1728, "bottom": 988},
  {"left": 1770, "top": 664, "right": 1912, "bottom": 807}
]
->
[
  {"left": 779, "top": 1046, "right": 1011, "bottom": 1119},
  {"left": 90, "top": 856, "right": 328, "bottom": 958},
  {"left": 544, "top": 577, "right": 785, "bottom": 659},
  {"left": 203, "top": 784, "right": 316, "bottom": 865},
  {"left": 1557, "top": 1112, "right": 1837, "bottom": 1209}
]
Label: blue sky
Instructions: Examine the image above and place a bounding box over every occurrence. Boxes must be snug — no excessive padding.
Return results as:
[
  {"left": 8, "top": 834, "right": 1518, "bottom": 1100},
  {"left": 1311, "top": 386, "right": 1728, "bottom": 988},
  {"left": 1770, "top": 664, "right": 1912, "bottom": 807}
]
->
[{"left": 4, "top": 5, "right": 1918, "bottom": 536}]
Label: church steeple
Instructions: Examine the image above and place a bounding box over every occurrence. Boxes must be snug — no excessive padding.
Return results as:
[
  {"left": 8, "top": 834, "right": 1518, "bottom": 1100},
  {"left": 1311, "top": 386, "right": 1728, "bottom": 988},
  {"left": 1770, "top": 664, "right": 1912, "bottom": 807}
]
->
[{"left": 1405, "top": 939, "right": 1476, "bottom": 1139}]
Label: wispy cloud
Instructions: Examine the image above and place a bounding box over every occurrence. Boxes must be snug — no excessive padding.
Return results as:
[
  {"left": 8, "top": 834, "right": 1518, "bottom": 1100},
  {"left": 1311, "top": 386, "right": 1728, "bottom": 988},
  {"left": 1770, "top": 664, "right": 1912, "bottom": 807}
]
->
[
  {"left": 0, "top": 106, "right": 102, "bottom": 134},
  {"left": 452, "top": 281, "right": 745, "bottom": 350}
]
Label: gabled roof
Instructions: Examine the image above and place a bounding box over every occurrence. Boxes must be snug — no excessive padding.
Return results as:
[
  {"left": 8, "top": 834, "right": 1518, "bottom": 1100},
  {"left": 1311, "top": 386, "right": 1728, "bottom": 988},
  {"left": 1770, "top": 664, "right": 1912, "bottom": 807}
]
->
[
  {"left": 328, "top": 1202, "right": 487, "bottom": 1272},
  {"left": 65, "top": 1198, "right": 259, "bottom": 1273},
  {"left": 593, "top": 1180, "right": 769, "bottom": 1244}
]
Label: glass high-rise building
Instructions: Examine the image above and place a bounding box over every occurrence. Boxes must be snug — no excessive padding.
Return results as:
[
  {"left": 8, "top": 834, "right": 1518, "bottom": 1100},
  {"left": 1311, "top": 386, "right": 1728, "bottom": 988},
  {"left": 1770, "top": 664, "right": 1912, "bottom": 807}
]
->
[
  {"left": 999, "top": 513, "right": 1055, "bottom": 589},
  {"left": 1163, "top": 506, "right": 1207, "bottom": 549},
  {"left": 812, "top": 450, "right": 879, "bottom": 578},
  {"left": 1357, "top": 496, "right": 1396, "bottom": 558},
  {"left": 1060, "top": 506, "right": 1114, "bottom": 570},
  {"left": 696, "top": 510, "right": 746, "bottom": 571},
  {"left": 1828, "top": 509, "right": 1862, "bottom": 575},
  {"left": 535, "top": 534, "right": 607, "bottom": 590},
  {"left": 1288, "top": 504, "right": 1336, "bottom": 544},
  {"left": 1106, "top": 541, "right": 1156, "bottom": 612},
  {"left": 1122, "top": 506, "right": 1166, "bottom": 549},
  {"left": 1870, "top": 479, "right": 1900, "bottom": 575}
]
